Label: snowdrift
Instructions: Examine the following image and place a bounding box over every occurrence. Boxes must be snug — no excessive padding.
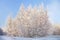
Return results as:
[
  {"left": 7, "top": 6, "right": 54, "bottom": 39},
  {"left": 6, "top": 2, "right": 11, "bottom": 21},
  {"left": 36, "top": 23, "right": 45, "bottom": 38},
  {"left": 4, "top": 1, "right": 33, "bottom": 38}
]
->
[{"left": 0, "top": 35, "right": 60, "bottom": 40}]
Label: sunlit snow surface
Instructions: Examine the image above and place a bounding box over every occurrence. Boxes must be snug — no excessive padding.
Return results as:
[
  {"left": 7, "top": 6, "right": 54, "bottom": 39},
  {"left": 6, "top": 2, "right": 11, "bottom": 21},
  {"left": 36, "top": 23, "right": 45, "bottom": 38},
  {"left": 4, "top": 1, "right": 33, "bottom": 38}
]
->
[{"left": 0, "top": 35, "right": 60, "bottom": 40}]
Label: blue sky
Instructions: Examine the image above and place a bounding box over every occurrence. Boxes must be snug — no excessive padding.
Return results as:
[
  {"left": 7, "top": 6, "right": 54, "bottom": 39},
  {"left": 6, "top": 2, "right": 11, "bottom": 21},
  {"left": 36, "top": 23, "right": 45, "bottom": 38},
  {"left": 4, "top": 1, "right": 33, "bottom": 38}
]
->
[{"left": 0, "top": 0, "right": 60, "bottom": 27}]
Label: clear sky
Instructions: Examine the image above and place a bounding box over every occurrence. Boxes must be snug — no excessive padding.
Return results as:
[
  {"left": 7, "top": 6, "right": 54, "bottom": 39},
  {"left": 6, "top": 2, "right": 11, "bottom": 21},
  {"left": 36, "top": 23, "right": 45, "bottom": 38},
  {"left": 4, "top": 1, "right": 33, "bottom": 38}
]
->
[{"left": 0, "top": 0, "right": 60, "bottom": 27}]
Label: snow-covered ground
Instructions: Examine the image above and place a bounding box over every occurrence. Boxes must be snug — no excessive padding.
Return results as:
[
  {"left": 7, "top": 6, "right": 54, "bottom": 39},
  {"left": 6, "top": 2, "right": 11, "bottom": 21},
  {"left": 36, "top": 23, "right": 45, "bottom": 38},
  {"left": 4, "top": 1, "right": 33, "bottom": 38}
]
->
[{"left": 0, "top": 35, "right": 60, "bottom": 40}]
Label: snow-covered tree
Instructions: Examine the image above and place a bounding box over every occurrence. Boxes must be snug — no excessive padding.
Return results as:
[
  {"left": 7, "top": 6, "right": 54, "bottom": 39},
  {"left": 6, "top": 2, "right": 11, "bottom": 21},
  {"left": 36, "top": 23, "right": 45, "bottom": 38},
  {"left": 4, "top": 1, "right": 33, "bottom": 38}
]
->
[
  {"left": 5, "top": 4, "right": 53, "bottom": 37},
  {"left": 27, "top": 4, "right": 53, "bottom": 37},
  {"left": 5, "top": 16, "right": 13, "bottom": 36},
  {"left": 53, "top": 24, "right": 60, "bottom": 35},
  {"left": 5, "top": 15, "right": 23, "bottom": 37}
]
